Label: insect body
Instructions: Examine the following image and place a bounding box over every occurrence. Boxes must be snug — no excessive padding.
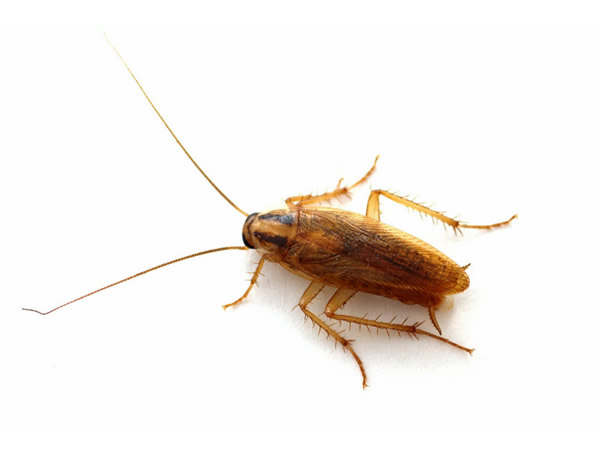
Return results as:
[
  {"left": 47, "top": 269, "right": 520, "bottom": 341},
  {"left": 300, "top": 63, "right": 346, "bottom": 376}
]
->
[
  {"left": 24, "top": 36, "right": 516, "bottom": 388},
  {"left": 244, "top": 205, "right": 471, "bottom": 311}
]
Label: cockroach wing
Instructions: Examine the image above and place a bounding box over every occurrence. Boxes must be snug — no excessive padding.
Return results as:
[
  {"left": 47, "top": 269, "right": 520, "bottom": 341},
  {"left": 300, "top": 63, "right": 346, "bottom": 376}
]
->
[{"left": 278, "top": 207, "right": 469, "bottom": 306}]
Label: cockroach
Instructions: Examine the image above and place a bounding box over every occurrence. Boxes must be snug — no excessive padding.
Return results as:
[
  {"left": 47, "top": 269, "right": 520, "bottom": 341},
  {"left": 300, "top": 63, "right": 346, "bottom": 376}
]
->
[{"left": 23, "top": 36, "right": 516, "bottom": 388}]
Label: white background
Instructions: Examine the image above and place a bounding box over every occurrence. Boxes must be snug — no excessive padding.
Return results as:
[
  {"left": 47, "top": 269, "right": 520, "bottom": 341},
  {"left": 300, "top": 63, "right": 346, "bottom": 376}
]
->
[{"left": 1, "top": 4, "right": 599, "bottom": 445}]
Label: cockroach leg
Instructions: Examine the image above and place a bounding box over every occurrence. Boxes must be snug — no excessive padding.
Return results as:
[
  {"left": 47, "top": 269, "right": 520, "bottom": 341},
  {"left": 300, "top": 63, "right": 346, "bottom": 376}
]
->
[
  {"left": 285, "top": 156, "right": 379, "bottom": 207},
  {"left": 324, "top": 288, "right": 357, "bottom": 316},
  {"left": 366, "top": 189, "right": 517, "bottom": 232},
  {"left": 222, "top": 256, "right": 266, "bottom": 310},
  {"left": 299, "top": 282, "right": 368, "bottom": 388},
  {"left": 428, "top": 305, "right": 442, "bottom": 335},
  {"left": 324, "top": 297, "right": 473, "bottom": 355},
  {"left": 459, "top": 215, "right": 518, "bottom": 230}
]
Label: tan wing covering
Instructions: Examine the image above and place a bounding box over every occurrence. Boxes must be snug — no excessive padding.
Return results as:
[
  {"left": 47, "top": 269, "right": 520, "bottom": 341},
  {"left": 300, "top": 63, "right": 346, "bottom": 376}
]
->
[{"left": 277, "top": 208, "right": 469, "bottom": 306}]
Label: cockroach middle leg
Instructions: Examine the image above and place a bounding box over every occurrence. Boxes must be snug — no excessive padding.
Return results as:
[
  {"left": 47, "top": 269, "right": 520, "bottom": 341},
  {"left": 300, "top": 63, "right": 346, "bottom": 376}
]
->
[
  {"left": 323, "top": 293, "right": 473, "bottom": 355},
  {"left": 222, "top": 256, "right": 266, "bottom": 310},
  {"left": 285, "top": 156, "right": 379, "bottom": 207},
  {"left": 366, "top": 189, "right": 517, "bottom": 233},
  {"left": 298, "top": 282, "right": 368, "bottom": 388}
]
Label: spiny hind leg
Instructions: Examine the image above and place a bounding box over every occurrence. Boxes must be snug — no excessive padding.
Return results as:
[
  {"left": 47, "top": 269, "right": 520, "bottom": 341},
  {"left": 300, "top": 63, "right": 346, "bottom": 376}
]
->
[
  {"left": 366, "top": 189, "right": 517, "bottom": 233},
  {"left": 298, "top": 283, "right": 368, "bottom": 388},
  {"left": 326, "top": 285, "right": 445, "bottom": 336},
  {"left": 324, "top": 290, "right": 473, "bottom": 354},
  {"left": 222, "top": 256, "right": 266, "bottom": 309},
  {"left": 285, "top": 156, "right": 379, "bottom": 207}
]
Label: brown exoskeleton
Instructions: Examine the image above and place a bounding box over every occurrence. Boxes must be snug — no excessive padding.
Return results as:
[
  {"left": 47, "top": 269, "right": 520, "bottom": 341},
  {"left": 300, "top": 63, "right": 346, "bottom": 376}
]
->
[{"left": 23, "top": 36, "right": 516, "bottom": 388}]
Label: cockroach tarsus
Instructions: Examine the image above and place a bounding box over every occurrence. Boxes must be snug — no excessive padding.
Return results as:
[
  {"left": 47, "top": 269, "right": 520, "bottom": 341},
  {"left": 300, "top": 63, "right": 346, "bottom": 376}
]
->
[{"left": 23, "top": 36, "right": 517, "bottom": 388}]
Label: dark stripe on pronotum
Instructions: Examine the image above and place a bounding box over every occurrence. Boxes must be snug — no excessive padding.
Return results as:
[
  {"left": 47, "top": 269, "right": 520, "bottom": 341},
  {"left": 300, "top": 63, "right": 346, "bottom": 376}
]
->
[{"left": 255, "top": 232, "right": 288, "bottom": 247}]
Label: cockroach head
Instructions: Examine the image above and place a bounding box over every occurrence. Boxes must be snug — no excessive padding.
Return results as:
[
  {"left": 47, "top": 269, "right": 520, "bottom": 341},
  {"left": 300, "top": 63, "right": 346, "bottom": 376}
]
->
[
  {"left": 242, "top": 213, "right": 259, "bottom": 248},
  {"left": 242, "top": 210, "right": 296, "bottom": 253}
]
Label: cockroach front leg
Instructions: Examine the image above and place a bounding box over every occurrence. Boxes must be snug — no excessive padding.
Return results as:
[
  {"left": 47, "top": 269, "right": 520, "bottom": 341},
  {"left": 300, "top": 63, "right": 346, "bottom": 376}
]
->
[
  {"left": 298, "top": 282, "right": 368, "bottom": 388},
  {"left": 222, "top": 256, "right": 266, "bottom": 310},
  {"left": 366, "top": 189, "right": 517, "bottom": 234},
  {"left": 324, "top": 290, "right": 473, "bottom": 355},
  {"left": 285, "top": 156, "right": 379, "bottom": 207}
]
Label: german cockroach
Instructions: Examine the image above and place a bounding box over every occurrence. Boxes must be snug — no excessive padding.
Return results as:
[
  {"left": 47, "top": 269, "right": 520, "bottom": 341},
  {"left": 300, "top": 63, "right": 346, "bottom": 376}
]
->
[{"left": 23, "top": 37, "right": 516, "bottom": 388}]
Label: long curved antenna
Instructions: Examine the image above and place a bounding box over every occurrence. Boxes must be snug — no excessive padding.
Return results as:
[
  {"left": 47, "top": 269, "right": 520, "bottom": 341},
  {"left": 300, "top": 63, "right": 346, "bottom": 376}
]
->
[
  {"left": 104, "top": 33, "right": 249, "bottom": 217},
  {"left": 23, "top": 246, "right": 248, "bottom": 315}
]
